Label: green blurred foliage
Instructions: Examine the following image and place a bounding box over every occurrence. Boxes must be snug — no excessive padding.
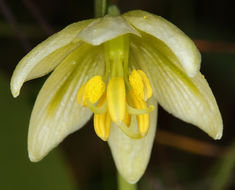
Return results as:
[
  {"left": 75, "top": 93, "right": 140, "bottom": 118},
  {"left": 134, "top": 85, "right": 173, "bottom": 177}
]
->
[
  {"left": 0, "top": 73, "right": 77, "bottom": 190},
  {"left": 210, "top": 141, "right": 235, "bottom": 190}
]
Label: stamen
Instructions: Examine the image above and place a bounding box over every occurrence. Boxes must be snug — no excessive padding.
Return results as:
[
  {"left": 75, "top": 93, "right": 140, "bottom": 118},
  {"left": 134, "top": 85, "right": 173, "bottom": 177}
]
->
[
  {"left": 136, "top": 70, "right": 152, "bottom": 100},
  {"left": 93, "top": 97, "right": 110, "bottom": 141},
  {"left": 129, "top": 69, "right": 152, "bottom": 101},
  {"left": 77, "top": 75, "right": 105, "bottom": 106},
  {"left": 129, "top": 69, "right": 144, "bottom": 101},
  {"left": 129, "top": 90, "right": 151, "bottom": 136},
  {"left": 127, "top": 104, "right": 154, "bottom": 115},
  {"left": 94, "top": 113, "right": 111, "bottom": 141},
  {"left": 137, "top": 113, "right": 150, "bottom": 137}
]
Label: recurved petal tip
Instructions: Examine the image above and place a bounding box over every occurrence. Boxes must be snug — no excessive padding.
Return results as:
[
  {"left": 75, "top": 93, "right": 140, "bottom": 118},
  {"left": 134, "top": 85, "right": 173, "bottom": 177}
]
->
[
  {"left": 28, "top": 149, "right": 43, "bottom": 162},
  {"left": 215, "top": 128, "right": 223, "bottom": 140},
  {"left": 10, "top": 70, "right": 23, "bottom": 98},
  {"left": 209, "top": 119, "right": 223, "bottom": 140},
  {"left": 10, "top": 19, "right": 92, "bottom": 98},
  {"left": 10, "top": 87, "right": 19, "bottom": 98}
]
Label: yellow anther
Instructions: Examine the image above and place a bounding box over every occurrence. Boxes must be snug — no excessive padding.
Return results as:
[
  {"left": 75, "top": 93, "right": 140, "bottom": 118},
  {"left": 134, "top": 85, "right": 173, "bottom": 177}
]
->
[
  {"left": 77, "top": 76, "right": 105, "bottom": 106},
  {"left": 94, "top": 112, "right": 111, "bottom": 141},
  {"left": 107, "top": 77, "right": 126, "bottom": 123},
  {"left": 129, "top": 69, "right": 144, "bottom": 101},
  {"left": 137, "top": 70, "right": 152, "bottom": 100},
  {"left": 129, "top": 69, "right": 152, "bottom": 101},
  {"left": 129, "top": 90, "right": 150, "bottom": 137},
  {"left": 93, "top": 96, "right": 110, "bottom": 141}
]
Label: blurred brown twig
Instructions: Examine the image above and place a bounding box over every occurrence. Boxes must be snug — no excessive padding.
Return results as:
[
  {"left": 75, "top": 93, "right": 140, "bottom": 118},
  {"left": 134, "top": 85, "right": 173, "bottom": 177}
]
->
[
  {"left": 156, "top": 130, "right": 225, "bottom": 157},
  {"left": 194, "top": 39, "right": 235, "bottom": 54}
]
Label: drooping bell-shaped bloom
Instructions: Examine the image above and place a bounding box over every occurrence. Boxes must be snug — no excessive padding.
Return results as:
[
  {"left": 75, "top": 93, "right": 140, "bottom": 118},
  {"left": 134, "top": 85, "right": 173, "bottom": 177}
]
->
[{"left": 10, "top": 10, "right": 223, "bottom": 184}]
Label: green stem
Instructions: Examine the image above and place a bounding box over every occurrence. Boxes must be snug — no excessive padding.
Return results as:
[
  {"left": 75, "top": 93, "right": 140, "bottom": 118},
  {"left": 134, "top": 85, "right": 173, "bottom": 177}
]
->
[
  {"left": 94, "top": 0, "right": 107, "bottom": 17},
  {"left": 118, "top": 173, "right": 137, "bottom": 190}
]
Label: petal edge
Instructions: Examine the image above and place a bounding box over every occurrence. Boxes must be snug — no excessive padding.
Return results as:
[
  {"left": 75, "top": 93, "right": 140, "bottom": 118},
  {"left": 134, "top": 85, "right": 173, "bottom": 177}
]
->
[{"left": 124, "top": 10, "right": 201, "bottom": 77}]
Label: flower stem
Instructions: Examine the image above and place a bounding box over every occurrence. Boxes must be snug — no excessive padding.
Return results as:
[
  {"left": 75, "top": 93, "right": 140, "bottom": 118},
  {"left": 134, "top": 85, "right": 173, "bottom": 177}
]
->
[
  {"left": 118, "top": 172, "right": 137, "bottom": 190},
  {"left": 94, "top": 0, "right": 107, "bottom": 17}
]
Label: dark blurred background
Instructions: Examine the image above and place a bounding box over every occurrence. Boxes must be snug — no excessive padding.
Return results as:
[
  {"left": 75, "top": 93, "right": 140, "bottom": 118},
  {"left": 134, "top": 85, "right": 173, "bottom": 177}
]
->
[{"left": 0, "top": 0, "right": 235, "bottom": 189}]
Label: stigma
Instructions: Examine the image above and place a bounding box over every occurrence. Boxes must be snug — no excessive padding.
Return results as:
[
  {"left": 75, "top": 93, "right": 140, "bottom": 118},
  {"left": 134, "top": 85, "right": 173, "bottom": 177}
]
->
[{"left": 77, "top": 35, "right": 154, "bottom": 141}]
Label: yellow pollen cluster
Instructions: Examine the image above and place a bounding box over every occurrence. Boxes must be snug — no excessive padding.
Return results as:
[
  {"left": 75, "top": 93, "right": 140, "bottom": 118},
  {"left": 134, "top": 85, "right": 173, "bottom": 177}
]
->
[
  {"left": 77, "top": 76, "right": 105, "bottom": 106},
  {"left": 129, "top": 69, "right": 152, "bottom": 101},
  {"left": 129, "top": 70, "right": 145, "bottom": 101}
]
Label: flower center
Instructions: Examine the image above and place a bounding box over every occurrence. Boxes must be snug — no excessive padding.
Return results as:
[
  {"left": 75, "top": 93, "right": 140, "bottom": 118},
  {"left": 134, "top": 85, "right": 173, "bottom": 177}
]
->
[{"left": 77, "top": 35, "right": 154, "bottom": 141}]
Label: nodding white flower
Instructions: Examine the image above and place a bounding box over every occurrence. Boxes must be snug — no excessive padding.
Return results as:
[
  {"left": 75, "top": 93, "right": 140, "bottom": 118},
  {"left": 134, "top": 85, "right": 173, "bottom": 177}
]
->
[{"left": 10, "top": 10, "right": 222, "bottom": 184}]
